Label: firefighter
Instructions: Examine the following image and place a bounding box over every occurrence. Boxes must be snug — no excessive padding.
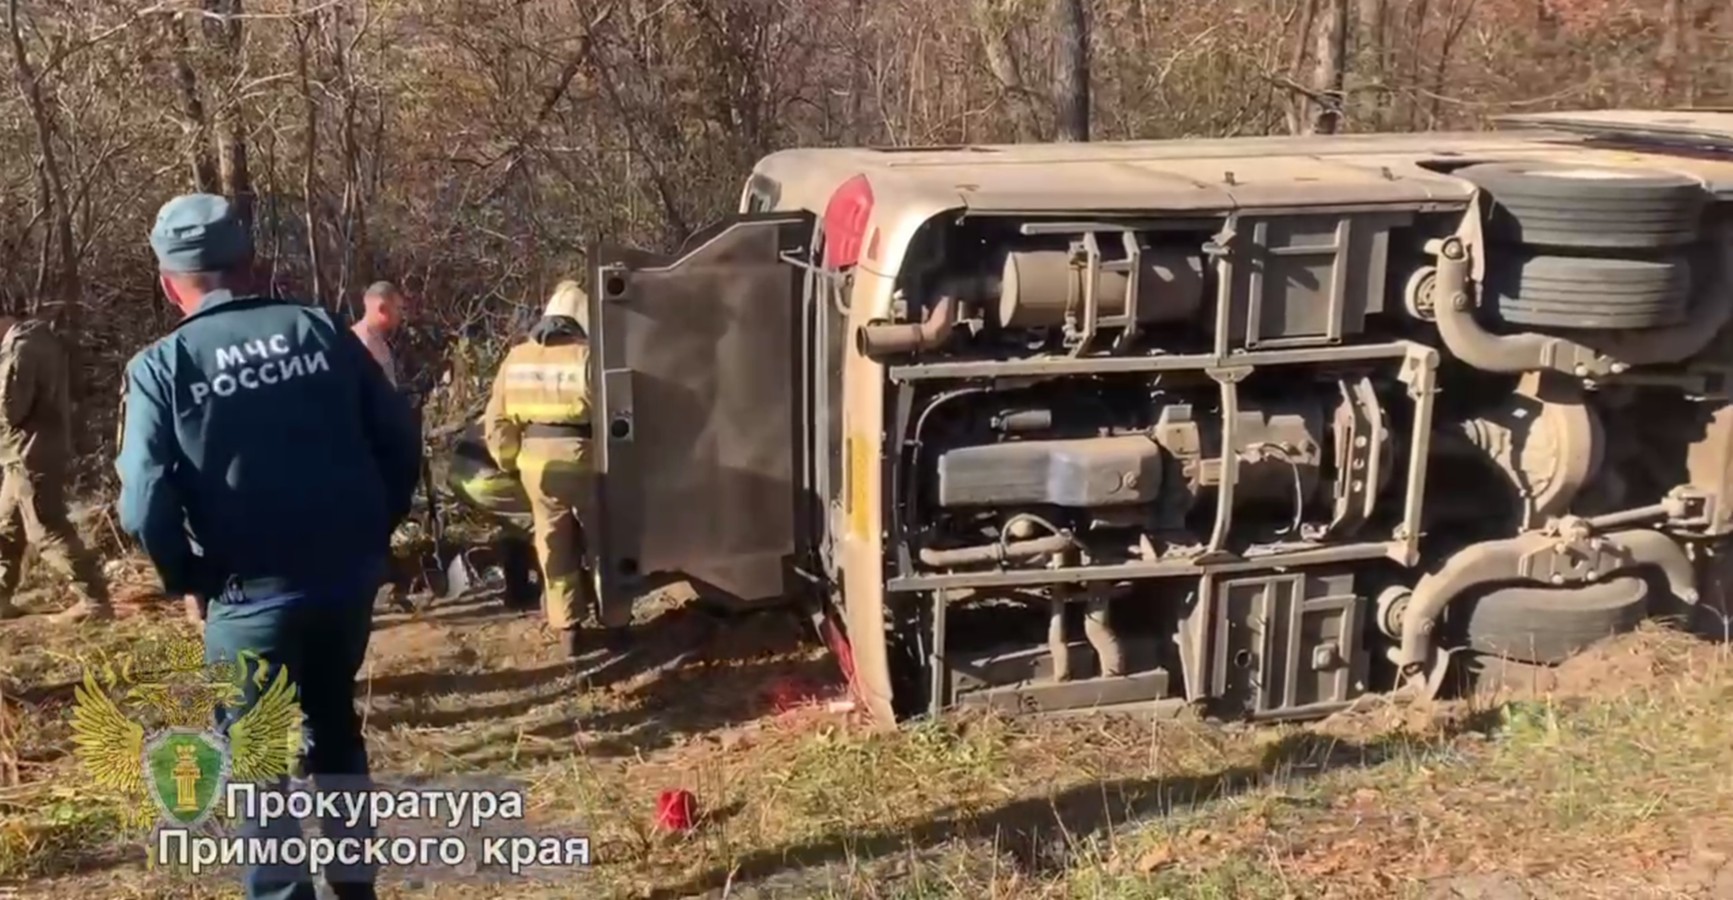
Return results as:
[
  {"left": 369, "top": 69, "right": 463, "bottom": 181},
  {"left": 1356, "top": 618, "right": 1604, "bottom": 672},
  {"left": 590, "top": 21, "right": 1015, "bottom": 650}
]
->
[
  {"left": 0, "top": 311, "right": 113, "bottom": 622},
  {"left": 482, "top": 280, "right": 620, "bottom": 661}
]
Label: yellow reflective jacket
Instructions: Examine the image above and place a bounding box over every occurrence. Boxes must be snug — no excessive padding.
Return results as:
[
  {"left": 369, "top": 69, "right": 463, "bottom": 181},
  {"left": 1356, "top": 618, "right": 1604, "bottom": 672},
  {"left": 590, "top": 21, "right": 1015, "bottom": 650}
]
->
[{"left": 483, "top": 317, "right": 592, "bottom": 471}]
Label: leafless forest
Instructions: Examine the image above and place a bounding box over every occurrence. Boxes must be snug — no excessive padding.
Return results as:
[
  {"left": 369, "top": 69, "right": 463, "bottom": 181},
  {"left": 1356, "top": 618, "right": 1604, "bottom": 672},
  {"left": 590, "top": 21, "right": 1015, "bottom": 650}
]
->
[{"left": 0, "top": 0, "right": 1721, "bottom": 491}]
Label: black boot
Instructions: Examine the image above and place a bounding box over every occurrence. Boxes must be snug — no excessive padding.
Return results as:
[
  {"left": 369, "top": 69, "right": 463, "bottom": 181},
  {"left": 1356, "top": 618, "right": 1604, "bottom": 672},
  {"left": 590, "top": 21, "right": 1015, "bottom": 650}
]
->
[{"left": 499, "top": 536, "right": 538, "bottom": 610}]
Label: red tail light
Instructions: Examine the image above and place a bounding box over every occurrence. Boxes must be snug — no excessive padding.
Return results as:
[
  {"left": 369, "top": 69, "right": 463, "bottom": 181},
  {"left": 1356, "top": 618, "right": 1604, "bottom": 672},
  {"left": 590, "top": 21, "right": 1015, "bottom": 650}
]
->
[{"left": 822, "top": 174, "right": 873, "bottom": 269}]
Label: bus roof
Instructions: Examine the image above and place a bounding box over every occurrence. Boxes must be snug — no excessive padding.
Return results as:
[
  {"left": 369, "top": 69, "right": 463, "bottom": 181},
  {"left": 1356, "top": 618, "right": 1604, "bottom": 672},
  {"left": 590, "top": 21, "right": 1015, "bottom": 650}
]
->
[{"left": 750, "top": 112, "right": 1733, "bottom": 214}]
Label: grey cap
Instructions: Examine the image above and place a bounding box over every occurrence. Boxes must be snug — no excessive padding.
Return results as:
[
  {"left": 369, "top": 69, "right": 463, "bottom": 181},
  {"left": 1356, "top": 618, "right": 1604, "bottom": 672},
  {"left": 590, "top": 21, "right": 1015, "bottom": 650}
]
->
[{"left": 149, "top": 194, "right": 252, "bottom": 273}]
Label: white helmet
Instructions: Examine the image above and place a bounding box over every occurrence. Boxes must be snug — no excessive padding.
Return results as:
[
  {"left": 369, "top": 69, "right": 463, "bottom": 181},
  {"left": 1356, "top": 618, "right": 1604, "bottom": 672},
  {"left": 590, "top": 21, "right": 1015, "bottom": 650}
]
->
[{"left": 544, "top": 280, "right": 587, "bottom": 331}]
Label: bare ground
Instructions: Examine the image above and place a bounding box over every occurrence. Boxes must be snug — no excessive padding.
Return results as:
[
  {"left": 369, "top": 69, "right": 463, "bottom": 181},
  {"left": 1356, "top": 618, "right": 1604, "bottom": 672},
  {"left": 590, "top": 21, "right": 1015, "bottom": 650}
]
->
[{"left": 4, "top": 568, "right": 1733, "bottom": 899}]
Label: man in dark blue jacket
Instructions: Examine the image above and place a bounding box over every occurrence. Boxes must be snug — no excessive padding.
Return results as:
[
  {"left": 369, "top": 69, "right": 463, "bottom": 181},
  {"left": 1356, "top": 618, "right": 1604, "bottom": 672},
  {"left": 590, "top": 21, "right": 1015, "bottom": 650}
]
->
[{"left": 117, "top": 193, "right": 419, "bottom": 900}]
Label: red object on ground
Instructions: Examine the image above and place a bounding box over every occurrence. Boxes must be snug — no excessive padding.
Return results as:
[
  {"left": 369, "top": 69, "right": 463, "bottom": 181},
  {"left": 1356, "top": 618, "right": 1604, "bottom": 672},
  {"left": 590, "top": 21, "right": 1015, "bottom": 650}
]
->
[
  {"left": 655, "top": 789, "right": 697, "bottom": 832},
  {"left": 764, "top": 676, "right": 817, "bottom": 714}
]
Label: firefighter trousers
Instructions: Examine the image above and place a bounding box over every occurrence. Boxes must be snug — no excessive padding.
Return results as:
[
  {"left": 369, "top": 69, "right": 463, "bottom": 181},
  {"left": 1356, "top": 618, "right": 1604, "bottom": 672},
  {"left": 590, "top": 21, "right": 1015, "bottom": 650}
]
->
[{"left": 517, "top": 436, "right": 603, "bottom": 631}]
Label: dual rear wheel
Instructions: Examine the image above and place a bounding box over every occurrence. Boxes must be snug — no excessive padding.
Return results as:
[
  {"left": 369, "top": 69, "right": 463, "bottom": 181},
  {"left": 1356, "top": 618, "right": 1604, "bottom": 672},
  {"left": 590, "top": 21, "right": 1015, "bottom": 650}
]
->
[
  {"left": 1458, "top": 161, "right": 1708, "bottom": 331},
  {"left": 1453, "top": 575, "right": 1650, "bottom": 666}
]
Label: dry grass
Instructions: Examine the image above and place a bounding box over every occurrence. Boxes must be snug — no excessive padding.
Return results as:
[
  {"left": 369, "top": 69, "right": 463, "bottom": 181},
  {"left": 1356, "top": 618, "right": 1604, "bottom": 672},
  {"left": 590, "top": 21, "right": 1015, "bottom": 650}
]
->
[{"left": 3, "top": 569, "right": 1733, "bottom": 899}]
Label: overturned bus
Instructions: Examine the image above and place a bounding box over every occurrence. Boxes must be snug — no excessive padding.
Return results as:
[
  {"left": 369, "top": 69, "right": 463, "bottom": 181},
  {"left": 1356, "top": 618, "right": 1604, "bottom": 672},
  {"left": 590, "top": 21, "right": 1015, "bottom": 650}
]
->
[{"left": 579, "top": 109, "right": 1733, "bottom": 724}]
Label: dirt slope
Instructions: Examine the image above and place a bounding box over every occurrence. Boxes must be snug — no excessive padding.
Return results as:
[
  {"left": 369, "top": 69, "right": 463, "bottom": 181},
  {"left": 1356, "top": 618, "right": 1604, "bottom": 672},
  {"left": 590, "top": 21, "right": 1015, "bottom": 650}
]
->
[{"left": 4, "top": 581, "right": 1733, "bottom": 899}]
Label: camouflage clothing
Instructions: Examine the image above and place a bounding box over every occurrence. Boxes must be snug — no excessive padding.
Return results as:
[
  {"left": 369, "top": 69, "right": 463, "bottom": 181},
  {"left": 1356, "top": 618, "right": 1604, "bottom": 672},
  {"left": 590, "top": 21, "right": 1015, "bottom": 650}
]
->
[
  {"left": 0, "top": 320, "right": 73, "bottom": 469},
  {"left": 0, "top": 320, "right": 109, "bottom": 606}
]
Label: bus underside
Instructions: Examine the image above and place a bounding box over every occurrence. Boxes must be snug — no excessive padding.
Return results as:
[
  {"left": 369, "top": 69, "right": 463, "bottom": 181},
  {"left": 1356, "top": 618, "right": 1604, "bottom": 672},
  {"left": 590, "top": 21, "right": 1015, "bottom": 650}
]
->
[{"left": 586, "top": 156, "right": 1733, "bottom": 723}]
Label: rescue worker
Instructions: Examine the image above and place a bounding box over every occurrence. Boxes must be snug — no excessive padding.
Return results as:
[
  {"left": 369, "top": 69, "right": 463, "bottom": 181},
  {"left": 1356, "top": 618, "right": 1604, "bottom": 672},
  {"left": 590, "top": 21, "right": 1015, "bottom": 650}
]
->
[
  {"left": 483, "top": 280, "right": 620, "bottom": 660},
  {"left": 117, "top": 193, "right": 419, "bottom": 900},
  {"left": 0, "top": 312, "right": 112, "bottom": 622}
]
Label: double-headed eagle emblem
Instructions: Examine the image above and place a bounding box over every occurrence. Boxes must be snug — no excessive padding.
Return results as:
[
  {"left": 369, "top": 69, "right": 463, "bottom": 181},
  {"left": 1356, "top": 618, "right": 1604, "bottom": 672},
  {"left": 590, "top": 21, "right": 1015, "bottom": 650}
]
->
[{"left": 69, "top": 639, "right": 301, "bottom": 825}]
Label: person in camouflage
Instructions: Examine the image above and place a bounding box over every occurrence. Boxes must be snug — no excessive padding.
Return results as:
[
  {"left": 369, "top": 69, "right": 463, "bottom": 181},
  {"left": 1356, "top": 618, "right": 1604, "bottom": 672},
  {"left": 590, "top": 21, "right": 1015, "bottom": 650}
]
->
[{"left": 0, "top": 312, "right": 113, "bottom": 621}]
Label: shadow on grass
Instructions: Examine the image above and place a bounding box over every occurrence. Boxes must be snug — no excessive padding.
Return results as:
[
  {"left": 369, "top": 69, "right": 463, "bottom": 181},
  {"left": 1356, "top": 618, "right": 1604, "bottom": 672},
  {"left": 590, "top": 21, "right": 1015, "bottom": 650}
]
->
[
  {"left": 507, "top": 653, "right": 839, "bottom": 760},
  {"left": 444, "top": 607, "right": 832, "bottom": 761},
  {"left": 364, "top": 659, "right": 573, "bottom": 699},
  {"left": 400, "top": 602, "right": 536, "bottom": 628},
  {"left": 365, "top": 606, "right": 815, "bottom": 734},
  {"left": 644, "top": 709, "right": 1504, "bottom": 898},
  {"left": 363, "top": 668, "right": 577, "bottom": 730},
  {"left": 367, "top": 588, "right": 519, "bottom": 632}
]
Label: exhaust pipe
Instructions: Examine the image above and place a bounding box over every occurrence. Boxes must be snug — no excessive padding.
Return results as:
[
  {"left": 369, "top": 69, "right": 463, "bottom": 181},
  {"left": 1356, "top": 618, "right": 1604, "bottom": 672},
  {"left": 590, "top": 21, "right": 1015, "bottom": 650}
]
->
[
  {"left": 857, "top": 295, "right": 958, "bottom": 357},
  {"left": 917, "top": 534, "right": 1074, "bottom": 568}
]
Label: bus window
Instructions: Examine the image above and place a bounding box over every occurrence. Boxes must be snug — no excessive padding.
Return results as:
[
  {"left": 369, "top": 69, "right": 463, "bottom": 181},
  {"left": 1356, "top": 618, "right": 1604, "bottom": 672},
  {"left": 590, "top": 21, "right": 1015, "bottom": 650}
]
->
[{"left": 743, "top": 173, "right": 781, "bottom": 212}]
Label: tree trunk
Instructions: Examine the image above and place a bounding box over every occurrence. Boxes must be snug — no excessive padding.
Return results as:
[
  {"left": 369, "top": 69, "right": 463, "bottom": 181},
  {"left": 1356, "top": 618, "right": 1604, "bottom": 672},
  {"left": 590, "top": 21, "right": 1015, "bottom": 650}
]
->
[
  {"left": 1355, "top": 0, "right": 1386, "bottom": 130},
  {"left": 330, "top": 7, "right": 367, "bottom": 300},
  {"left": 973, "top": 0, "right": 1043, "bottom": 142},
  {"left": 169, "top": 17, "right": 219, "bottom": 193},
  {"left": 1661, "top": 0, "right": 1682, "bottom": 104},
  {"left": 294, "top": 3, "right": 323, "bottom": 305},
  {"left": 1286, "top": 0, "right": 1319, "bottom": 134},
  {"left": 6, "top": 0, "right": 79, "bottom": 334},
  {"left": 204, "top": 0, "right": 254, "bottom": 235},
  {"left": 1719, "top": 0, "right": 1733, "bottom": 105},
  {"left": 1688, "top": 0, "right": 1715, "bottom": 106},
  {"left": 845, "top": 0, "right": 864, "bottom": 143},
  {"left": 1052, "top": 0, "right": 1090, "bottom": 142},
  {"left": 1427, "top": 0, "right": 1474, "bottom": 128},
  {"left": 1405, "top": 0, "right": 1432, "bottom": 128},
  {"left": 1309, "top": 0, "right": 1349, "bottom": 134}
]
